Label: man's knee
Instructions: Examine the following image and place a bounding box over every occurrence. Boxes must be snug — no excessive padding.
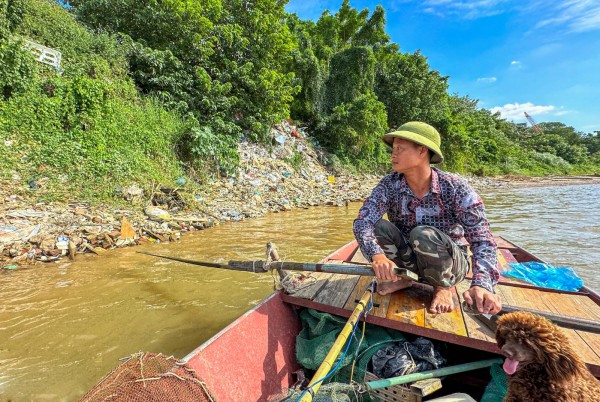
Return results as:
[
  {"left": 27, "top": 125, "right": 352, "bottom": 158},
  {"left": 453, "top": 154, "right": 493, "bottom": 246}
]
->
[
  {"left": 374, "top": 219, "right": 400, "bottom": 238},
  {"left": 409, "top": 226, "right": 441, "bottom": 252}
]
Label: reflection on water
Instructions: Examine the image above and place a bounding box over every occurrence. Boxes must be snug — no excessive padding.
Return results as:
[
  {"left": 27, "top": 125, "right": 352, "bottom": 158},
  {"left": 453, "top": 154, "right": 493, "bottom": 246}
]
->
[{"left": 0, "top": 184, "right": 598, "bottom": 400}]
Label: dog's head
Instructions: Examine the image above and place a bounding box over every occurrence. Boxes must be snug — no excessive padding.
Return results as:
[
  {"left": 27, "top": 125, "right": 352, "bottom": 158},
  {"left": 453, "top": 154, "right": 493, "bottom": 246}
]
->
[{"left": 495, "top": 311, "right": 581, "bottom": 379}]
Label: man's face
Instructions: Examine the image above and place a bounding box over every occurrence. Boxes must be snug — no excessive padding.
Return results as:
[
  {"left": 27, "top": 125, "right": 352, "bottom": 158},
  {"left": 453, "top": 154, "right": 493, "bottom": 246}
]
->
[{"left": 390, "top": 138, "right": 427, "bottom": 173}]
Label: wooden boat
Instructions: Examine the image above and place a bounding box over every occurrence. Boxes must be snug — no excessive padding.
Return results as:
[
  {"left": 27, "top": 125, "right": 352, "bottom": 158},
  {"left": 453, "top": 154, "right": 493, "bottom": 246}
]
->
[{"left": 181, "top": 237, "right": 600, "bottom": 401}]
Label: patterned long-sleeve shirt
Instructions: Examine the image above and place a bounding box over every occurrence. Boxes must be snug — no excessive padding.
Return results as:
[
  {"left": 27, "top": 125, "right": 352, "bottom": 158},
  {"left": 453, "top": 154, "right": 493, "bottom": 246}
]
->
[{"left": 353, "top": 168, "right": 499, "bottom": 293}]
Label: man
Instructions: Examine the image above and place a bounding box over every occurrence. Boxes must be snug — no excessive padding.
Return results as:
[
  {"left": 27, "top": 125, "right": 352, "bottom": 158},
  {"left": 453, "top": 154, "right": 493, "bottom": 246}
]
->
[{"left": 353, "top": 121, "right": 501, "bottom": 315}]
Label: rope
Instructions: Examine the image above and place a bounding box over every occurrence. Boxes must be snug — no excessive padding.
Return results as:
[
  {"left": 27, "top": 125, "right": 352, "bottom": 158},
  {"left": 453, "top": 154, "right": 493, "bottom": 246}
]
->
[
  {"left": 278, "top": 269, "right": 316, "bottom": 294},
  {"left": 350, "top": 281, "right": 374, "bottom": 382},
  {"left": 400, "top": 342, "right": 418, "bottom": 376},
  {"left": 265, "top": 247, "right": 316, "bottom": 293}
]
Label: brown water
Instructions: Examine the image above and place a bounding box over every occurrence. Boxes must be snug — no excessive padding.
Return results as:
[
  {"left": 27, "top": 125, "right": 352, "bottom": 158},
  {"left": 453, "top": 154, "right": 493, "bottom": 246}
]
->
[{"left": 1, "top": 184, "right": 599, "bottom": 401}]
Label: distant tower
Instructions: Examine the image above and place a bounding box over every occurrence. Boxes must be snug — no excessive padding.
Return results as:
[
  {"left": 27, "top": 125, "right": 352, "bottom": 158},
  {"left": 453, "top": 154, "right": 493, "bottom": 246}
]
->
[{"left": 524, "top": 112, "right": 542, "bottom": 133}]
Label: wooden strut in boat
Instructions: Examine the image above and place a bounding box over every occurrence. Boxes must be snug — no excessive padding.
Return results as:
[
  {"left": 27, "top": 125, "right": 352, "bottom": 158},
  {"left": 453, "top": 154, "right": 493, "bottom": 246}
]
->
[
  {"left": 136, "top": 251, "right": 419, "bottom": 281},
  {"left": 467, "top": 303, "right": 600, "bottom": 334},
  {"left": 300, "top": 283, "right": 376, "bottom": 402}
]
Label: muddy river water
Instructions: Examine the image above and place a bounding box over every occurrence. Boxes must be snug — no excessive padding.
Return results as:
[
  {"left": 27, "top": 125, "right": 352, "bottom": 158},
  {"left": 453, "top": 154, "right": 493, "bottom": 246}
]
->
[{"left": 1, "top": 183, "right": 598, "bottom": 401}]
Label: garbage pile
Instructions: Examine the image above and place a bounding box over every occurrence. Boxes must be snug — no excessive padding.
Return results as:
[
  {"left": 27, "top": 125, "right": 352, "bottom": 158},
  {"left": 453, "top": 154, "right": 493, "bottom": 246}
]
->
[
  {"left": 1, "top": 121, "right": 379, "bottom": 269},
  {"left": 0, "top": 201, "right": 214, "bottom": 269},
  {"left": 199, "top": 121, "right": 378, "bottom": 221}
]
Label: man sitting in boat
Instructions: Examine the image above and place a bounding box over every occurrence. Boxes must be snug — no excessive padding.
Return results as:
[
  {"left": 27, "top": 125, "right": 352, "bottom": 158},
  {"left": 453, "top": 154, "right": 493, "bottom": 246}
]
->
[{"left": 353, "top": 121, "right": 501, "bottom": 315}]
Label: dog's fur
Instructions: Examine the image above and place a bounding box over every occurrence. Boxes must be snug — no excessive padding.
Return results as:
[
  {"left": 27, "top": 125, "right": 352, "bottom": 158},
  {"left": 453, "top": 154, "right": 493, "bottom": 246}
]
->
[{"left": 495, "top": 311, "right": 600, "bottom": 402}]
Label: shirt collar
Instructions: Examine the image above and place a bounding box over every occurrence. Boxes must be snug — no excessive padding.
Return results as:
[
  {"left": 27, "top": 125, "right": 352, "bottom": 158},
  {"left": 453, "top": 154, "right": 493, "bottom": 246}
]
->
[
  {"left": 397, "top": 168, "right": 440, "bottom": 196},
  {"left": 397, "top": 174, "right": 411, "bottom": 195},
  {"left": 430, "top": 168, "right": 441, "bottom": 194}
]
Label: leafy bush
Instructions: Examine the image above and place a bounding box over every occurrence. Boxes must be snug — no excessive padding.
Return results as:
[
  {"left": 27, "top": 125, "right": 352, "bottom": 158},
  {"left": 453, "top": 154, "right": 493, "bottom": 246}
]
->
[
  {"left": 317, "top": 91, "right": 388, "bottom": 168},
  {"left": 0, "top": 37, "right": 35, "bottom": 98},
  {"left": 0, "top": 0, "right": 190, "bottom": 201},
  {"left": 177, "top": 117, "right": 240, "bottom": 179},
  {"left": 0, "top": 75, "right": 188, "bottom": 198},
  {"left": 0, "top": 0, "right": 25, "bottom": 39}
]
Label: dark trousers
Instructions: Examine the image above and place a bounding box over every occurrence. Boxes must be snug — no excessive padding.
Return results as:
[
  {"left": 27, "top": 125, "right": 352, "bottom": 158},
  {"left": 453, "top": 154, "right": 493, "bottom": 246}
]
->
[{"left": 374, "top": 220, "right": 468, "bottom": 288}]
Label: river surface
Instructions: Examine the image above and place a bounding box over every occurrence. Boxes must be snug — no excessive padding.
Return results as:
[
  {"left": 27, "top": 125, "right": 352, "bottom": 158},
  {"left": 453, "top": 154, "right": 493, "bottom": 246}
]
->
[{"left": 0, "top": 184, "right": 598, "bottom": 401}]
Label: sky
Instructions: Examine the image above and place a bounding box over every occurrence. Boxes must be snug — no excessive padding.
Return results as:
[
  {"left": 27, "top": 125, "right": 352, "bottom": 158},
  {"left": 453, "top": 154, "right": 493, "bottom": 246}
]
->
[{"left": 285, "top": 0, "right": 600, "bottom": 134}]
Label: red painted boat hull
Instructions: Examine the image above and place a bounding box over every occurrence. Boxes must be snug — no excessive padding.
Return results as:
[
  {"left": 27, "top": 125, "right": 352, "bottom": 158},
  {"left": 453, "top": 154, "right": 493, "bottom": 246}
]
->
[{"left": 184, "top": 291, "right": 301, "bottom": 402}]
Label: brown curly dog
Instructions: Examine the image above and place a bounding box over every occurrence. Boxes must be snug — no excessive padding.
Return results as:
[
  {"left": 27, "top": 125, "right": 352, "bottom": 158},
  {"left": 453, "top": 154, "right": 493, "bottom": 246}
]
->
[{"left": 496, "top": 311, "right": 600, "bottom": 402}]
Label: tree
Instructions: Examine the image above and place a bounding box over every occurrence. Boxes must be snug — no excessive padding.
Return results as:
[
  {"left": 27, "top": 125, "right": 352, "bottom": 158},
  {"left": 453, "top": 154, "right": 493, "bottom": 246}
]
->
[
  {"left": 527, "top": 122, "right": 591, "bottom": 165},
  {"left": 286, "top": 14, "right": 324, "bottom": 124},
  {"left": 336, "top": 0, "right": 368, "bottom": 45},
  {"left": 322, "top": 46, "right": 376, "bottom": 114},
  {"left": 212, "top": 0, "right": 298, "bottom": 140},
  {"left": 375, "top": 51, "right": 449, "bottom": 130},
  {"left": 72, "top": 0, "right": 298, "bottom": 142},
  {"left": 353, "top": 5, "right": 390, "bottom": 49},
  {"left": 319, "top": 91, "right": 388, "bottom": 166},
  {"left": 581, "top": 132, "right": 600, "bottom": 155}
]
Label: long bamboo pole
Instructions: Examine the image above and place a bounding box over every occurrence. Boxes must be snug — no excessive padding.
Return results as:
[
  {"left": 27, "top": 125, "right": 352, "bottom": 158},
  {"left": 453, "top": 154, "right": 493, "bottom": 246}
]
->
[
  {"left": 299, "top": 284, "right": 376, "bottom": 402},
  {"left": 365, "top": 358, "right": 503, "bottom": 391},
  {"left": 137, "top": 251, "right": 418, "bottom": 280}
]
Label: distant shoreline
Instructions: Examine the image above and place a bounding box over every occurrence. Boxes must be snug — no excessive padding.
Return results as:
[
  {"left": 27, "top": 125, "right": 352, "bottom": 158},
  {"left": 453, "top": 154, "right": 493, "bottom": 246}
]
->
[{"left": 489, "top": 175, "right": 600, "bottom": 188}]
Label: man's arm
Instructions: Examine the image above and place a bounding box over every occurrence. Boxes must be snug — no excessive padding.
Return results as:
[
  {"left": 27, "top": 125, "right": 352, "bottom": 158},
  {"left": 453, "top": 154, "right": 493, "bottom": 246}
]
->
[
  {"left": 454, "top": 183, "right": 502, "bottom": 314},
  {"left": 352, "top": 178, "right": 390, "bottom": 263}
]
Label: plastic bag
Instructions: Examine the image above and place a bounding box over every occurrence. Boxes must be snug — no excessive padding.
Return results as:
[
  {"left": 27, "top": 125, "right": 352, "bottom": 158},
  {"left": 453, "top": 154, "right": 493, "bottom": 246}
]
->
[
  {"left": 502, "top": 262, "right": 584, "bottom": 291},
  {"left": 371, "top": 337, "right": 445, "bottom": 378}
]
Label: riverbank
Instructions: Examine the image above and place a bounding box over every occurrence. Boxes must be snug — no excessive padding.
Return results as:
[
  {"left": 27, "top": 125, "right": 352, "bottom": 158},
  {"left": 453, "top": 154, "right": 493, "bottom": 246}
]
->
[
  {"left": 1, "top": 123, "right": 599, "bottom": 269},
  {"left": 0, "top": 122, "right": 376, "bottom": 268},
  {"left": 492, "top": 174, "right": 600, "bottom": 188}
]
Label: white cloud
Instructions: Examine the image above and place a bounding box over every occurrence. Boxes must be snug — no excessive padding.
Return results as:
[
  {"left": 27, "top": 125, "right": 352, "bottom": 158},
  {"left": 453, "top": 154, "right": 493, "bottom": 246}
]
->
[
  {"left": 489, "top": 102, "right": 555, "bottom": 121},
  {"left": 509, "top": 60, "right": 523, "bottom": 70},
  {"left": 530, "top": 0, "right": 600, "bottom": 33},
  {"left": 477, "top": 77, "right": 497, "bottom": 83},
  {"left": 420, "top": 0, "right": 511, "bottom": 19},
  {"left": 411, "top": 1, "right": 600, "bottom": 32}
]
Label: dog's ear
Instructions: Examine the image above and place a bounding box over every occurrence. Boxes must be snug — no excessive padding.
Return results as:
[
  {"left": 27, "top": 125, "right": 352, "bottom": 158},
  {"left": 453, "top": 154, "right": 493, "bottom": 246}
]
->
[
  {"left": 531, "top": 326, "right": 582, "bottom": 380},
  {"left": 543, "top": 348, "right": 580, "bottom": 380}
]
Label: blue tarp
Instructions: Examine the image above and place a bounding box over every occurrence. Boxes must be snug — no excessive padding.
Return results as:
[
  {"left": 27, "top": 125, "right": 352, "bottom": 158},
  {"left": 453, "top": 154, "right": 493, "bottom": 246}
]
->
[{"left": 502, "top": 261, "right": 584, "bottom": 291}]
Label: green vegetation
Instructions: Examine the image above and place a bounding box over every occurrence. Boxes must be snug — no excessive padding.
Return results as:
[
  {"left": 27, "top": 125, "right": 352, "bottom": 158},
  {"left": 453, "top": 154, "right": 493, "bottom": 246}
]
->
[
  {"left": 1, "top": 0, "right": 598, "bottom": 202},
  {"left": 0, "top": 0, "right": 191, "bottom": 200}
]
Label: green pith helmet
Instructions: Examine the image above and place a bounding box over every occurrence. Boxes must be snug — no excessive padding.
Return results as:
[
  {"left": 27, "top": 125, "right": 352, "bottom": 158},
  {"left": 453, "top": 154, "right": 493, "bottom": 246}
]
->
[{"left": 383, "top": 121, "right": 444, "bottom": 164}]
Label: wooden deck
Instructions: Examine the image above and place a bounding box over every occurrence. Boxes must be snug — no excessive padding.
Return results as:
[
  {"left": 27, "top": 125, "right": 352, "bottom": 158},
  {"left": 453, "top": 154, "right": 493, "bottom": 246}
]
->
[{"left": 281, "top": 237, "right": 600, "bottom": 376}]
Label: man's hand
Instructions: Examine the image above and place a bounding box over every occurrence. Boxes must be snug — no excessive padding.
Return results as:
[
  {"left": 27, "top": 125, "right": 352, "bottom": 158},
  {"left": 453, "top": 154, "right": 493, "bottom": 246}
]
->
[
  {"left": 462, "top": 286, "right": 502, "bottom": 314},
  {"left": 371, "top": 254, "right": 398, "bottom": 282}
]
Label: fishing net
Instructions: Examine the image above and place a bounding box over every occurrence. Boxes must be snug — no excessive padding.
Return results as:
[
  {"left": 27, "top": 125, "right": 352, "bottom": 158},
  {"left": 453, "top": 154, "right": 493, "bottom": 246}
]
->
[
  {"left": 295, "top": 308, "right": 405, "bottom": 380},
  {"left": 79, "top": 352, "right": 215, "bottom": 402},
  {"left": 270, "top": 309, "right": 408, "bottom": 401},
  {"left": 480, "top": 363, "right": 508, "bottom": 402},
  {"left": 275, "top": 382, "right": 359, "bottom": 401}
]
